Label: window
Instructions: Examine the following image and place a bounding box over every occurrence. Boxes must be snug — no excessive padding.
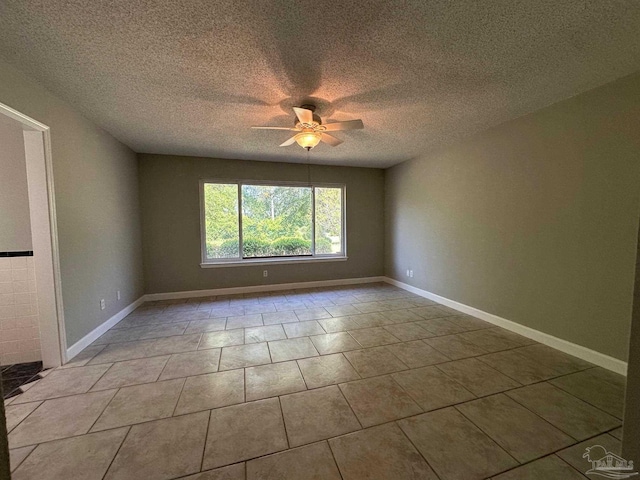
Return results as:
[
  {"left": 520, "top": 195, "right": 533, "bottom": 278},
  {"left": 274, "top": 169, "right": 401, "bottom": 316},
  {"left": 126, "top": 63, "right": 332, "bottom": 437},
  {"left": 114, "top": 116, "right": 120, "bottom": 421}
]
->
[{"left": 201, "top": 181, "right": 345, "bottom": 265}]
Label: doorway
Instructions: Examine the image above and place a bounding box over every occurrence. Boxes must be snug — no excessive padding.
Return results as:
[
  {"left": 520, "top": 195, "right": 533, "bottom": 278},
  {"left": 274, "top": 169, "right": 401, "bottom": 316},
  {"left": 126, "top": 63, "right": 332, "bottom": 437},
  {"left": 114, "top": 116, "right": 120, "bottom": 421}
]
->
[{"left": 0, "top": 101, "right": 66, "bottom": 397}]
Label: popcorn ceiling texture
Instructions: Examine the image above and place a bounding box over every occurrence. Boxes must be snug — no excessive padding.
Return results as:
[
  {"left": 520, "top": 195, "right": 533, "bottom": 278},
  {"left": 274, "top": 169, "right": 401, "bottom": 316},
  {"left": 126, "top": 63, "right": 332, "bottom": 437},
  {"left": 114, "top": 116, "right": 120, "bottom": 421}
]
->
[{"left": 0, "top": 0, "right": 639, "bottom": 168}]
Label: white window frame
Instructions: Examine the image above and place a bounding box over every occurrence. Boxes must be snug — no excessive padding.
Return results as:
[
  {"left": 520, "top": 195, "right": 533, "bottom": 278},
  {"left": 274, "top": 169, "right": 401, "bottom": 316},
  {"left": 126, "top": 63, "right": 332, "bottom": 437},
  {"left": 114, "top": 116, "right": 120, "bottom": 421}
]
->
[{"left": 200, "top": 179, "right": 347, "bottom": 267}]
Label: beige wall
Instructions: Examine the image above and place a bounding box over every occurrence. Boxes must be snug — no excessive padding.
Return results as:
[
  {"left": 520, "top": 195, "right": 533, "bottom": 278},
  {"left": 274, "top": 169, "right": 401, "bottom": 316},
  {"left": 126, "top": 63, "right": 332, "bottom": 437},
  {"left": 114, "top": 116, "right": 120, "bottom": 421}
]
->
[
  {"left": 0, "top": 59, "right": 145, "bottom": 346},
  {"left": 385, "top": 72, "right": 640, "bottom": 360},
  {"left": 139, "top": 154, "right": 385, "bottom": 294},
  {"left": 623, "top": 224, "right": 640, "bottom": 462},
  {"left": 0, "top": 115, "right": 32, "bottom": 251}
]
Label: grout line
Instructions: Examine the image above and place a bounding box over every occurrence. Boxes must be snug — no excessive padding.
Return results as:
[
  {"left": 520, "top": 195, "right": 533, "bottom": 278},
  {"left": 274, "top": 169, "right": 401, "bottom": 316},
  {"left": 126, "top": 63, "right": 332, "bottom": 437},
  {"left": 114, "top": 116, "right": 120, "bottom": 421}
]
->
[
  {"left": 100, "top": 425, "right": 132, "bottom": 480},
  {"left": 199, "top": 409, "right": 212, "bottom": 472},
  {"left": 395, "top": 421, "right": 444, "bottom": 480},
  {"left": 325, "top": 440, "right": 346, "bottom": 480},
  {"left": 171, "top": 377, "right": 188, "bottom": 417},
  {"left": 277, "top": 396, "right": 291, "bottom": 449}
]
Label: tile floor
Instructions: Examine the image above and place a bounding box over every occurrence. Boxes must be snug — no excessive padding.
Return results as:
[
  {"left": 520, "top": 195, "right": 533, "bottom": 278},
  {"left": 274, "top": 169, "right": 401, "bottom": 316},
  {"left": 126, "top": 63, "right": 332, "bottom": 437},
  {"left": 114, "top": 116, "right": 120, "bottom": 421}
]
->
[
  {"left": 1, "top": 361, "right": 44, "bottom": 399},
  {"left": 2, "top": 283, "right": 627, "bottom": 479}
]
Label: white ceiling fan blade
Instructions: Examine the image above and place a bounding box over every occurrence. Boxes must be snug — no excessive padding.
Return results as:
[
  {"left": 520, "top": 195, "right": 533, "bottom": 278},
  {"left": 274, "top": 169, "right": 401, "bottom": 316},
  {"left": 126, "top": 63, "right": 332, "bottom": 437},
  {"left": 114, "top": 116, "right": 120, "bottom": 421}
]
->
[
  {"left": 251, "top": 126, "right": 297, "bottom": 130},
  {"left": 320, "top": 133, "right": 343, "bottom": 147},
  {"left": 322, "top": 119, "right": 364, "bottom": 131},
  {"left": 279, "top": 136, "right": 298, "bottom": 147},
  {"left": 293, "top": 107, "right": 313, "bottom": 125}
]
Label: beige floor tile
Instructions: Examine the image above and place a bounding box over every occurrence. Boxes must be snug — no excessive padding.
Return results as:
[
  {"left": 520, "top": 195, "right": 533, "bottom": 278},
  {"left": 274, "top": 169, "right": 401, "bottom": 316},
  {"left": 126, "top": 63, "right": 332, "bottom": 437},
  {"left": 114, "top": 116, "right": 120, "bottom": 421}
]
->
[
  {"left": 247, "top": 441, "right": 341, "bottom": 480},
  {"left": 418, "top": 318, "right": 468, "bottom": 336},
  {"left": 318, "top": 316, "right": 364, "bottom": 334},
  {"left": 9, "top": 445, "right": 35, "bottom": 473},
  {"left": 244, "top": 325, "right": 286, "bottom": 343},
  {"left": 12, "top": 364, "right": 111, "bottom": 403},
  {"left": 185, "top": 318, "right": 227, "bottom": 334},
  {"left": 219, "top": 343, "right": 271, "bottom": 370},
  {"left": 91, "top": 355, "right": 169, "bottom": 391},
  {"left": 425, "top": 334, "right": 489, "bottom": 360},
  {"left": 329, "top": 423, "right": 438, "bottom": 480},
  {"left": 275, "top": 302, "right": 307, "bottom": 312},
  {"left": 210, "top": 307, "right": 245, "bottom": 318},
  {"left": 12, "top": 427, "right": 128, "bottom": 480},
  {"left": 243, "top": 303, "right": 276, "bottom": 315},
  {"left": 353, "top": 302, "right": 387, "bottom": 314},
  {"left": 297, "top": 353, "right": 360, "bottom": 389},
  {"left": 410, "top": 306, "right": 449, "bottom": 320},
  {"left": 446, "top": 315, "right": 492, "bottom": 331},
  {"left": 386, "top": 340, "right": 450, "bottom": 368},
  {"left": 199, "top": 330, "right": 245, "bottom": 349},
  {"left": 5, "top": 401, "right": 41, "bottom": 432},
  {"left": 348, "top": 327, "right": 401, "bottom": 347},
  {"left": 175, "top": 369, "right": 245, "bottom": 415},
  {"left": 9, "top": 390, "right": 117, "bottom": 448},
  {"left": 225, "top": 314, "right": 263, "bottom": 330},
  {"left": 556, "top": 433, "right": 620, "bottom": 473},
  {"left": 350, "top": 312, "right": 391, "bottom": 328},
  {"left": 550, "top": 368, "right": 626, "bottom": 418},
  {"left": 610, "top": 426, "right": 623, "bottom": 440},
  {"left": 91, "top": 379, "right": 184, "bottom": 431},
  {"left": 325, "top": 304, "right": 361, "bottom": 317},
  {"left": 203, "top": 398, "right": 288, "bottom": 469},
  {"left": 380, "top": 309, "right": 424, "bottom": 324},
  {"left": 456, "top": 394, "right": 574, "bottom": 463},
  {"left": 398, "top": 408, "right": 518, "bottom": 480},
  {"left": 343, "top": 346, "right": 408, "bottom": 378},
  {"left": 339, "top": 376, "right": 421, "bottom": 427},
  {"left": 58, "top": 345, "right": 106, "bottom": 368},
  {"left": 295, "top": 308, "right": 331, "bottom": 321},
  {"left": 262, "top": 310, "right": 299, "bottom": 325},
  {"left": 491, "top": 455, "right": 585, "bottom": 480},
  {"left": 105, "top": 411, "right": 209, "bottom": 480},
  {"left": 159, "top": 349, "right": 221, "bottom": 380},
  {"left": 310, "top": 332, "right": 361, "bottom": 355},
  {"left": 477, "top": 349, "right": 560, "bottom": 385},
  {"left": 94, "top": 322, "right": 188, "bottom": 344},
  {"left": 506, "top": 382, "right": 620, "bottom": 440},
  {"left": 181, "top": 463, "right": 246, "bottom": 479},
  {"left": 283, "top": 320, "right": 326, "bottom": 338},
  {"left": 280, "top": 386, "right": 361, "bottom": 447},
  {"left": 88, "top": 334, "right": 202, "bottom": 364},
  {"left": 392, "top": 366, "right": 476, "bottom": 411},
  {"left": 383, "top": 322, "right": 433, "bottom": 341},
  {"left": 516, "top": 344, "right": 593, "bottom": 376},
  {"left": 459, "top": 328, "right": 534, "bottom": 353},
  {"left": 245, "top": 361, "right": 306, "bottom": 401},
  {"left": 268, "top": 337, "right": 319, "bottom": 363},
  {"left": 436, "top": 358, "right": 521, "bottom": 396}
]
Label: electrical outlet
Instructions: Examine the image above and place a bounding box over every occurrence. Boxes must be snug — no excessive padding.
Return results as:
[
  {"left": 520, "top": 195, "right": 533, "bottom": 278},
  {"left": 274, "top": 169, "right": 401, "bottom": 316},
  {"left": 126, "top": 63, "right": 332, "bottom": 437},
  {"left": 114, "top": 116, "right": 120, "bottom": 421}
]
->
[
  {"left": 409, "top": 270, "right": 414, "bottom": 278},
  {"left": 100, "top": 299, "right": 106, "bottom": 310},
  {"left": 117, "top": 290, "right": 121, "bottom": 301},
  {"left": 406, "top": 269, "right": 410, "bottom": 277},
  {"left": 263, "top": 270, "right": 268, "bottom": 277}
]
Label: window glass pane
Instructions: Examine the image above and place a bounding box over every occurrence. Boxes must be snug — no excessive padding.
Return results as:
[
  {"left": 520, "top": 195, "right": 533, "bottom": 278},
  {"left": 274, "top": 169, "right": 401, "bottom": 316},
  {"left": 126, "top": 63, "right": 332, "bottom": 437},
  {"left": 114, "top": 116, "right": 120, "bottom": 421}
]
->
[
  {"left": 204, "top": 183, "right": 239, "bottom": 259},
  {"left": 315, "top": 187, "right": 343, "bottom": 254},
  {"left": 241, "top": 185, "right": 312, "bottom": 257}
]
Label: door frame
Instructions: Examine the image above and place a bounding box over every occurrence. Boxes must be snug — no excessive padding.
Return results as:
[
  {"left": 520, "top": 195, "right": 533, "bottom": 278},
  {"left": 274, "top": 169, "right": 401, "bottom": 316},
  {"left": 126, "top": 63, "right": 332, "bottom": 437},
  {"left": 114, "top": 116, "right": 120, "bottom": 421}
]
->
[{"left": 0, "top": 101, "right": 67, "bottom": 367}]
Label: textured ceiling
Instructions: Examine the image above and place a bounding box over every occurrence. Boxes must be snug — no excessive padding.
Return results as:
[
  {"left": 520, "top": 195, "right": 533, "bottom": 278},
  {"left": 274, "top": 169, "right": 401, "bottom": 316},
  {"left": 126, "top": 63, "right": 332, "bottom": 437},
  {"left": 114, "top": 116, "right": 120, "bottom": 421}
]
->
[{"left": 1, "top": 1, "right": 639, "bottom": 168}]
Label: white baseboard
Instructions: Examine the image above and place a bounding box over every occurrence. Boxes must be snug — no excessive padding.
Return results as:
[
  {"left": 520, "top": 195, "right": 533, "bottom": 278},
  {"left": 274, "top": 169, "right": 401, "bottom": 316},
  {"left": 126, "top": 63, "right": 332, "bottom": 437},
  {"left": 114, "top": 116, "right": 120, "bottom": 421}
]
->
[
  {"left": 65, "top": 296, "right": 146, "bottom": 361},
  {"left": 384, "top": 277, "right": 628, "bottom": 376},
  {"left": 144, "top": 276, "right": 387, "bottom": 302}
]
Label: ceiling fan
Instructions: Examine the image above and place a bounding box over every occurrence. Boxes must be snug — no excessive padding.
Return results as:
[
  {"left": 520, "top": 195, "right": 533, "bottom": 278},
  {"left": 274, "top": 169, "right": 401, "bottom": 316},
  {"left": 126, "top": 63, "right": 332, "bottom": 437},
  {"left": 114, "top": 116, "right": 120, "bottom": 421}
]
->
[{"left": 251, "top": 105, "right": 364, "bottom": 151}]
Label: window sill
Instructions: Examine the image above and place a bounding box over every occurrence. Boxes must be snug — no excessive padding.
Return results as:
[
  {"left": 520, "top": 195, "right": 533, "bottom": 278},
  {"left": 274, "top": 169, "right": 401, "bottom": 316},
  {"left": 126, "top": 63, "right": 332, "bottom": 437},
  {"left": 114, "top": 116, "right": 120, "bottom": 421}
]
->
[{"left": 200, "top": 256, "right": 348, "bottom": 268}]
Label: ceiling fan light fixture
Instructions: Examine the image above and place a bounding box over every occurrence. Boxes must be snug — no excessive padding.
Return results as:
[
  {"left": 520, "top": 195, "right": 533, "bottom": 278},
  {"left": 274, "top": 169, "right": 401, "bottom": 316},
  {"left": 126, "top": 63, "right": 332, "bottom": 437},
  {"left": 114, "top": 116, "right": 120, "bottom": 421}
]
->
[{"left": 295, "top": 131, "right": 322, "bottom": 150}]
